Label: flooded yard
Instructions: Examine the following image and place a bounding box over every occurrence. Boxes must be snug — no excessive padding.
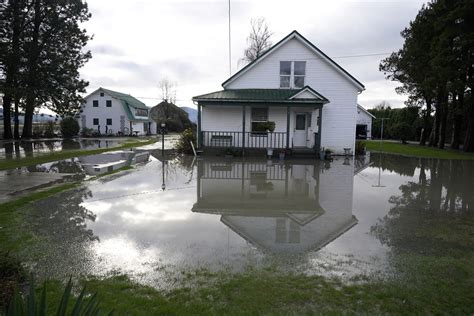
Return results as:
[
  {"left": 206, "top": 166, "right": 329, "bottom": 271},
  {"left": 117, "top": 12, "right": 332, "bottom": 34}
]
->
[{"left": 15, "top": 152, "right": 474, "bottom": 289}]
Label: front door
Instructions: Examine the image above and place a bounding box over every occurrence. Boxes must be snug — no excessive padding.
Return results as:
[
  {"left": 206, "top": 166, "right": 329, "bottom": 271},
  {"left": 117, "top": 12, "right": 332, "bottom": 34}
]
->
[{"left": 293, "top": 113, "right": 307, "bottom": 147}]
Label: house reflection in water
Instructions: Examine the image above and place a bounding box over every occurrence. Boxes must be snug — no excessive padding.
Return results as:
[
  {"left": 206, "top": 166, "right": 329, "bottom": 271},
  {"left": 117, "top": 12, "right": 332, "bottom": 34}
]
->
[{"left": 192, "top": 158, "right": 361, "bottom": 254}]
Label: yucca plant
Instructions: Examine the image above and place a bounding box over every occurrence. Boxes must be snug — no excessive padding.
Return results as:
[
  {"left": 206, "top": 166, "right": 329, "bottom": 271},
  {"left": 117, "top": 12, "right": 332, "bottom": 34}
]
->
[{"left": 7, "top": 276, "right": 114, "bottom": 316}]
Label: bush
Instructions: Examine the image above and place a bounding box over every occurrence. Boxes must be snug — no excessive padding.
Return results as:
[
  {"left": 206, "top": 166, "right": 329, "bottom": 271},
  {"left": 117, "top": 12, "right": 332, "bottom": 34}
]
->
[
  {"left": 176, "top": 128, "right": 196, "bottom": 154},
  {"left": 252, "top": 121, "right": 275, "bottom": 132},
  {"left": 81, "top": 127, "right": 94, "bottom": 137},
  {"left": 44, "top": 121, "right": 56, "bottom": 138},
  {"left": 389, "top": 122, "right": 412, "bottom": 144},
  {"left": 355, "top": 140, "right": 366, "bottom": 155},
  {"left": 60, "top": 117, "right": 80, "bottom": 138}
]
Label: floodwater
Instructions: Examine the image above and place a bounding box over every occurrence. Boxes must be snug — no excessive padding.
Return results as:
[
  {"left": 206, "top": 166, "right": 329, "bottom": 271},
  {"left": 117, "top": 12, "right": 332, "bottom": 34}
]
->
[
  {"left": 21, "top": 152, "right": 474, "bottom": 288},
  {"left": 0, "top": 138, "right": 125, "bottom": 159}
]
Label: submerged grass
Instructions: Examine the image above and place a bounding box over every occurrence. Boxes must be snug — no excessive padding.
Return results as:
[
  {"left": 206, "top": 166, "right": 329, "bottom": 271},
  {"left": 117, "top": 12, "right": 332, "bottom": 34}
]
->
[
  {"left": 366, "top": 140, "right": 474, "bottom": 160},
  {"left": 0, "top": 138, "right": 157, "bottom": 170}
]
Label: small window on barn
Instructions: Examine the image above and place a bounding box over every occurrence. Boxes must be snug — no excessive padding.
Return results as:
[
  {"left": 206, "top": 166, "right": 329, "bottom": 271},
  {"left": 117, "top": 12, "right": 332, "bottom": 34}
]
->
[
  {"left": 106, "top": 100, "right": 112, "bottom": 107},
  {"left": 93, "top": 100, "right": 99, "bottom": 107},
  {"left": 106, "top": 118, "right": 112, "bottom": 125},
  {"left": 100, "top": 92, "right": 104, "bottom": 97},
  {"left": 280, "top": 61, "right": 291, "bottom": 88},
  {"left": 93, "top": 118, "right": 99, "bottom": 125}
]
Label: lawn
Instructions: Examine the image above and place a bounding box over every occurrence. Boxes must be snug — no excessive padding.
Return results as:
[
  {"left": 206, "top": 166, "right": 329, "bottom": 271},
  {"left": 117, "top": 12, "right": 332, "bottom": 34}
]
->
[
  {"left": 0, "top": 137, "right": 157, "bottom": 170},
  {"left": 365, "top": 140, "right": 474, "bottom": 160}
]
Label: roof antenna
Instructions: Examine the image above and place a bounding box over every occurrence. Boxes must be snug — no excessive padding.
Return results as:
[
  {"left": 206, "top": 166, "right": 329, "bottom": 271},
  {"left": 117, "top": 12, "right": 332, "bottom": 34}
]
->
[{"left": 228, "top": 0, "right": 231, "bottom": 76}]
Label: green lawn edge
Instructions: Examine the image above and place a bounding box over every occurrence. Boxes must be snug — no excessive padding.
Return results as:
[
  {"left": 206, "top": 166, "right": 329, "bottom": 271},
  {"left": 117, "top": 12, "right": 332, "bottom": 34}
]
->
[
  {"left": 365, "top": 140, "right": 474, "bottom": 160},
  {"left": 0, "top": 137, "right": 157, "bottom": 170}
]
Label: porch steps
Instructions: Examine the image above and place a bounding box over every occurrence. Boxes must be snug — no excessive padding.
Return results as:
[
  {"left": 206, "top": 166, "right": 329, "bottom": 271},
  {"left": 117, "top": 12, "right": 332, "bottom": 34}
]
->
[{"left": 291, "top": 148, "right": 318, "bottom": 159}]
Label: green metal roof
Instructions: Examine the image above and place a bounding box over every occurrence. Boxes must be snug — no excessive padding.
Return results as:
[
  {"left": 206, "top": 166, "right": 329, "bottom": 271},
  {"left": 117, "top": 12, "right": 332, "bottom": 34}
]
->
[
  {"left": 98, "top": 87, "right": 151, "bottom": 121},
  {"left": 193, "top": 87, "right": 328, "bottom": 103},
  {"left": 100, "top": 88, "right": 148, "bottom": 109}
]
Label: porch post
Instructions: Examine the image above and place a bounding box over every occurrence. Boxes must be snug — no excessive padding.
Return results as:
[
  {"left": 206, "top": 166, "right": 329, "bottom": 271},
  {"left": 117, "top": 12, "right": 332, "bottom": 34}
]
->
[
  {"left": 197, "top": 104, "right": 202, "bottom": 148},
  {"left": 317, "top": 106, "right": 323, "bottom": 152},
  {"left": 286, "top": 106, "right": 290, "bottom": 149},
  {"left": 242, "top": 105, "right": 246, "bottom": 151}
]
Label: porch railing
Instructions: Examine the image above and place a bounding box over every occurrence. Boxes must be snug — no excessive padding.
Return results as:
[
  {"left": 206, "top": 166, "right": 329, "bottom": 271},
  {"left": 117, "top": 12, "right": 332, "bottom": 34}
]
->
[{"left": 201, "top": 131, "right": 287, "bottom": 149}]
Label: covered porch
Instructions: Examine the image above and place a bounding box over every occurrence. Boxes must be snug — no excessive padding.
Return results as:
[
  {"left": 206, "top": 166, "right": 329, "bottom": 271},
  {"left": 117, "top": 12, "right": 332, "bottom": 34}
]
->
[{"left": 193, "top": 87, "right": 329, "bottom": 153}]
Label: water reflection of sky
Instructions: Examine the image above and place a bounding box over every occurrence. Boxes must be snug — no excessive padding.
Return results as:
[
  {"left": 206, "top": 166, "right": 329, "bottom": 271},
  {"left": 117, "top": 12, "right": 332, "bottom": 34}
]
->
[{"left": 28, "top": 153, "right": 473, "bottom": 288}]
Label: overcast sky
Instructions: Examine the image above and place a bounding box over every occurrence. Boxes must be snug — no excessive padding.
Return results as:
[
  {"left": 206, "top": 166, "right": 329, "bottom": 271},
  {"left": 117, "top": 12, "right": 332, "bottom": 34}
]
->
[{"left": 80, "top": 0, "right": 427, "bottom": 109}]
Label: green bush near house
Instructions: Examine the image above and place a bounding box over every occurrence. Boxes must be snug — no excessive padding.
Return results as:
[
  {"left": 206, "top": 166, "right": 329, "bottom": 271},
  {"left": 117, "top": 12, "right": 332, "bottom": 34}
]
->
[
  {"left": 176, "top": 128, "right": 196, "bottom": 154},
  {"left": 60, "top": 117, "right": 80, "bottom": 138},
  {"left": 252, "top": 121, "right": 275, "bottom": 132},
  {"left": 355, "top": 140, "right": 366, "bottom": 155}
]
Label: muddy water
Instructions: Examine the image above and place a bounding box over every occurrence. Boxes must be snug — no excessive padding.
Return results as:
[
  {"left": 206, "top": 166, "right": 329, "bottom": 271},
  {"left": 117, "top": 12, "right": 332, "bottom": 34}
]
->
[{"left": 23, "top": 153, "right": 474, "bottom": 288}]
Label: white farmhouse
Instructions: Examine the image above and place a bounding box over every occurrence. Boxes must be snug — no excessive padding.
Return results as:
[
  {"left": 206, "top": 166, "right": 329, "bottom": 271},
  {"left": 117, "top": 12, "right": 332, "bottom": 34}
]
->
[
  {"left": 193, "top": 30, "right": 365, "bottom": 155},
  {"left": 356, "top": 104, "right": 375, "bottom": 139},
  {"left": 79, "top": 87, "right": 155, "bottom": 136}
]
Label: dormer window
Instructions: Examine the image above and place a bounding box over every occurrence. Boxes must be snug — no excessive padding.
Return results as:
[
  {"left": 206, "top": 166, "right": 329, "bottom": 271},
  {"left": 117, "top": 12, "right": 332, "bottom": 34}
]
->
[{"left": 280, "top": 61, "right": 306, "bottom": 89}]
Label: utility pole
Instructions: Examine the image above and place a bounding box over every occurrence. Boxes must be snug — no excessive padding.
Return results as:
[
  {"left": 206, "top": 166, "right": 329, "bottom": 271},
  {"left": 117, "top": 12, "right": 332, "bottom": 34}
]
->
[{"left": 228, "top": 0, "right": 232, "bottom": 76}]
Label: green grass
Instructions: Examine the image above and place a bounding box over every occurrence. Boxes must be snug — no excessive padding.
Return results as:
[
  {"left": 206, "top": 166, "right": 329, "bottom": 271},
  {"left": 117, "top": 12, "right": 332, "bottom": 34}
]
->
[
  {"left": 37, "top": 260, "right": 473, "bottom": 315},
  {"left": 0, "top": 138, "right": 157, "bottom": 170},
  {"left": 0, "top": 183, "right": 81, "bottom": 253},
  {"left": 366, "top": 140, "right": 474, "bottom": 160}
]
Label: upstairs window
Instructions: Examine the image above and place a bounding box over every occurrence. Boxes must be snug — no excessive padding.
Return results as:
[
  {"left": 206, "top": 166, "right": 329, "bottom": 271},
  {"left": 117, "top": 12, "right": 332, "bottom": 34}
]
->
[
  {"left": 106, "top": 100, "right": 112, "bottom": 107},
  {"left": 279, "top": 61, "right": 291, "bottom": 88},
  {"left": 279, "top": 61, "right": 306, "bottom": 89},
  {"left": 93, "top": 100, "right": 99, "bottom": 107},
  {"left": 100, "top": 92, "right": 104, "bottom": 97},
  {"left": 294, "top": 61, "right": 306, "bottom": 88},
  {"left": 135, "top": 108, "right": 148, "bottom": 116},
  {"left": 106, "top": 118, "right": 112, "bottom": 125},
  {"left": 93, "top": 118, "right": 99, "bottom": 125}
]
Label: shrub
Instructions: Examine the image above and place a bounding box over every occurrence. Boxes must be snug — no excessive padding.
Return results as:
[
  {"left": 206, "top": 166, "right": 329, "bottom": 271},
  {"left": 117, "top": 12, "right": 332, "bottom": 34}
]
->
[
  {"left": 252, "top": 121, "right": 275, "bottom": 132},
  {"left": 389, "top": 122, "right": 412, "bottom": 144},
  {"left": 60, "top": 117, "right": 80, "bottom": 138},
  {"left": 44, "top": 121, "right": 56, "bottom": 138},
  {"left": 7, "top": 276, "right": 112, "bottom": 316},
  {"left": 176, "top": 128, "right": 196, "bottom": 154},
  {"left": 355, "top": 140, "right": 366, "bottom": 155},
  {"left": 81, "top": 127, "right": 94, "bottom": 137}
]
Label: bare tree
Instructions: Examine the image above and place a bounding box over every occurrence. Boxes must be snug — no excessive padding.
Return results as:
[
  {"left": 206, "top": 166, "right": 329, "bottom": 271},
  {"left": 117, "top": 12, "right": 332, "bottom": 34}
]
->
[
  {"left": 158, "top": 78, "right": 177, "bottom": 103},
  {"left": 241, "top": 17, "right": 272, "bottom": 65}
]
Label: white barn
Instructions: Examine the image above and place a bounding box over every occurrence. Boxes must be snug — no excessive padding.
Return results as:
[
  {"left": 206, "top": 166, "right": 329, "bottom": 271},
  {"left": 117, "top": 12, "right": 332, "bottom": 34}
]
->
[
  {"left": 78, "top": 87, "right": 155, "bottom": 136},
  {"left": 193, "top": 30, "right": 365, "bottom": 155},
  {"left": 356, "top": 104, "right": 375, "bottom": 139}
]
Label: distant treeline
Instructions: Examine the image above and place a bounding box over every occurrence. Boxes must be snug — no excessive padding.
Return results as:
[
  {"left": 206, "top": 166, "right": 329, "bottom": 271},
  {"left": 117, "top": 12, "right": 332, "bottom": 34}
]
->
[{"left": 380, "top": 0, "right": 474, "bottom": 151}]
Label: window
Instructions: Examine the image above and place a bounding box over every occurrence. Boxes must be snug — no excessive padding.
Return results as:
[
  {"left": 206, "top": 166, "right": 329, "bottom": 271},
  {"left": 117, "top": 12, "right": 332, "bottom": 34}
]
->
[
  {"left": 294, "top": 61, "right": 306, "bottom": 88},
  {"left": 279, "top": 61, "right": 306, "bottom": 89},
  {"left": 93, "top": 100, "right": 99, "bottom": 107},
  {"left": 251, "top": 108, "right": 269, "bottom": 133},
  {"left": 106, "top": 118, "right": 112, "bottom": 125},
  {"left": 100, "top": 92, "right": 104, "bottom": 97},
  {"left": 93, "top": 118, "right": 99, "bottom": 125},
  {"left": 106, "top": 100, "right": 112, "bottom": 107},
  {"left": 280, "top": 61, "right": 291, "bottom": 88},
  {"left": 135, "top": 108, "right": 148, "bottom": 117}
]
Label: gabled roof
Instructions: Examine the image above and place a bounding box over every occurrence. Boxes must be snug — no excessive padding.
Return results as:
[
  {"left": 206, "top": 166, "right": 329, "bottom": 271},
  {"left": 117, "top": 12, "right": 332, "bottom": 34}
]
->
[
  {"left": 357, "top": 104, "right": 375, "bottom": 118},
  {"left": 85, "top": 87, "right": 151, "bottom": 122},
  {"left": 222, "top": 30, "right": 365, "bottom": 91},
  {"left": 193, "top": 88, "right": 329, "bottom": 104},
  {"left": 289, "top": 86, "right": 329, "bottom": 102}
]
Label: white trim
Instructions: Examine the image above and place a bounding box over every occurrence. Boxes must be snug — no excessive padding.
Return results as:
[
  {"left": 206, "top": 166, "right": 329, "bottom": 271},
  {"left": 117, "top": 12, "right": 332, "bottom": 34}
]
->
[
  {"left": 289, "top": 87, "right": 324, "bottom": 100},
  {"left": 357, "top": 104, "right": 375, "bottom": 118},
  {"left": 222, "top": 32, "right": 365, "bottom": 91}
]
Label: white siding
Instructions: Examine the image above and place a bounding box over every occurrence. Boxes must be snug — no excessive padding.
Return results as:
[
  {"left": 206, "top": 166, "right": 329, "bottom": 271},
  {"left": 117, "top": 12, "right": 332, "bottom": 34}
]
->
[
  {"left": 79, "top": 90, "right": 149, "bottom": 135},
  {"left": 225, "top": 38, "right": 360, "bottom": 154}
]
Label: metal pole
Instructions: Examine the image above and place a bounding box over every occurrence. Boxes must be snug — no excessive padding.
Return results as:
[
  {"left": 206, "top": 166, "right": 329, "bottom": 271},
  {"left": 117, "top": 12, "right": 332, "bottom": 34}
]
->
[{"left": 228, "top": 0, "right": 231, "bottom": 76}]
